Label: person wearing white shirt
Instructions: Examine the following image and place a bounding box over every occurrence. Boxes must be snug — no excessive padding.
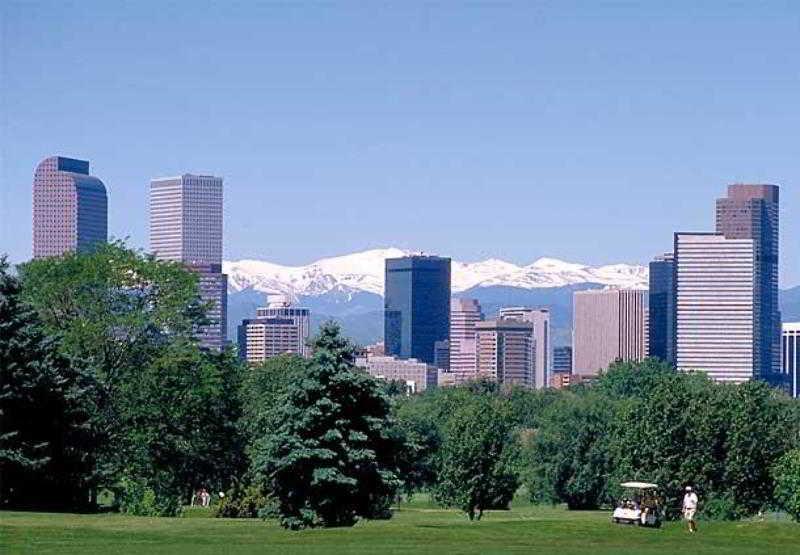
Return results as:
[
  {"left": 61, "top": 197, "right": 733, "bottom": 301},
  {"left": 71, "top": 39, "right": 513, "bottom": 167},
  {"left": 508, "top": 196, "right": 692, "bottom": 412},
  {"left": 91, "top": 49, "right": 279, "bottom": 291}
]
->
[{"left": 682, "top": 486, "right": 699, "bottom": 532}]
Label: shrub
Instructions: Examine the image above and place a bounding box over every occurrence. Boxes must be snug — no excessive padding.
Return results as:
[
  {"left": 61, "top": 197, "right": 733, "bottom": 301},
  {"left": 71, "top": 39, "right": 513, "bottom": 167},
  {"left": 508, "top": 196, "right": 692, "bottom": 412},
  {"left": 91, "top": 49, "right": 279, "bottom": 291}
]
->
[
  {"left": 700, "top": 491, "right": 742, "bottom": 521},
  {"left": 117, "top": 477, "right": 182, "bottom": 517},
  {"left": 773, "top": 448, "right": 800, "bottom": 522},
  {"left": 215, "top": 483, "right": 275, "bottom": 519}
]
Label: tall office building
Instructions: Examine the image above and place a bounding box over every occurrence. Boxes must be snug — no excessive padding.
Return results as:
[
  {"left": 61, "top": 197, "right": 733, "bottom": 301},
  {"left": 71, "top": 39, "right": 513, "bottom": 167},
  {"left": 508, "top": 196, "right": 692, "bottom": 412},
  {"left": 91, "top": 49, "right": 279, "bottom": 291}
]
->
[
  {"left": 648, "top": 253, "right": 675, "bottom": 365},
  {"left": 449, "top": 298, "right": 483, "bottom": 382},
  {"left": 32, "top": 156, "right": 107, "bottom": 258},
  {"left": 782, "top": 323, "right": 799, "bottom": 398},
  {"left": 475, "top": 319, "right": 535, "bottom": 387},
  {"left": 716, "top": 184, "right": 781, "bottom": 382},
  {"left": 238, "top": 296, "right": 311, "bottom": 364},
  {"left": 674, "top": 233, "right": 755, "bottom": 383},
  {"left": 150, "top": 173, "right": 227, "bottom": 350},
  {"left": 498, "top": 307, "right": 550, "bottom": 389},
  {"left": 553, "top": 346, "right": 573, "bottom": 374},
  {"left": 573, "top": 289, "right": 647, "bottom": 377},
  {"left": 384, "top": 255, "right": 451, "bottom": 364}
]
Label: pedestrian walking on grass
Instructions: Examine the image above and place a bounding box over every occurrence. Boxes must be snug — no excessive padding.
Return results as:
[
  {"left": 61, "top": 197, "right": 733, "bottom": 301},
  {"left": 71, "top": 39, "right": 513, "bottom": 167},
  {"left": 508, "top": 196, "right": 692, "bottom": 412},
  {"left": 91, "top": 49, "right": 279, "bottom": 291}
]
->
[{"left": 682, "top": 486, "right": 699, "bottom": 533}]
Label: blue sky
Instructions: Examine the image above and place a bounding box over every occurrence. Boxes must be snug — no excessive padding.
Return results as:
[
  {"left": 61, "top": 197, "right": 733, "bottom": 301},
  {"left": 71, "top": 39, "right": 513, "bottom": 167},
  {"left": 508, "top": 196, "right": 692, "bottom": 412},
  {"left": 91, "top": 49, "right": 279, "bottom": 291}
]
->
[{"left": 2, "top": 1, "right": 798, "bottom": 286}]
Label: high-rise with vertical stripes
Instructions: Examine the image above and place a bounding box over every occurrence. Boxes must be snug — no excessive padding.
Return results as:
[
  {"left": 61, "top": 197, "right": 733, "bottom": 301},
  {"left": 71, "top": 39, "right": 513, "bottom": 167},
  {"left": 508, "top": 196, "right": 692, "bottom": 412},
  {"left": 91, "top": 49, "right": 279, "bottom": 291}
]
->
[
  {"left": 572, "top": 288, "right": 647, "bottom": 377},
  {"left": 32, "top": 156, "right": 107, "bottom": 258},
  {"left": 674, "top": 232, "right": 755, "bottom": 382},
  {"left": 715, "top": 184, "right": 781, "bottom": 383},
  {"left": 150, "top": 174, "right": 227, "bottom": 351}
]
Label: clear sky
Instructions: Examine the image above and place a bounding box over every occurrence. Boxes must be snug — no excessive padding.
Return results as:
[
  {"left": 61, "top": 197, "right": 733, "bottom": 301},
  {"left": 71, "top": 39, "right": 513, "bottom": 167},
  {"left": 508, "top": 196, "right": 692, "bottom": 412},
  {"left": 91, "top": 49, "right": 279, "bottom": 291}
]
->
[{"left": 1, "top": 1, "right": 798, "bottom": 286}]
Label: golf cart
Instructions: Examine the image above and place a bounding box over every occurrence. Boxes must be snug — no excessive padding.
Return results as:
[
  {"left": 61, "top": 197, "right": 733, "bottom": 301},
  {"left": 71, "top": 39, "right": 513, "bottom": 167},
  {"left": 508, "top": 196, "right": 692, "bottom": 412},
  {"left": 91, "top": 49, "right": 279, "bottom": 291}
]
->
[{"left": 612, "top": 482, "right": 662, "bottom": 528}]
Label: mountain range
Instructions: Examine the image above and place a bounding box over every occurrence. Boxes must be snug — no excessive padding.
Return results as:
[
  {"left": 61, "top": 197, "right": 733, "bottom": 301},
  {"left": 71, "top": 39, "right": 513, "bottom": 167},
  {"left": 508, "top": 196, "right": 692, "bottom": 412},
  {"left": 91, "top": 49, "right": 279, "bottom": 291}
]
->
[
  {"left": 223, "top": 248, "right": 800, "bottom": 347},
  {"left": 225, "top": 248, "right": 649, "bottom": 297}
]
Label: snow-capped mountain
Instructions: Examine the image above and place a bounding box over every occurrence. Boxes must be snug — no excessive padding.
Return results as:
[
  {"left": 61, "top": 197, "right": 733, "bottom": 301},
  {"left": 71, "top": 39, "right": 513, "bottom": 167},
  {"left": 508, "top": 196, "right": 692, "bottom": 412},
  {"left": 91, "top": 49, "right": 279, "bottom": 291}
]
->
[{"left": 223, "top": 248, "right": 648, "bottom": 298}]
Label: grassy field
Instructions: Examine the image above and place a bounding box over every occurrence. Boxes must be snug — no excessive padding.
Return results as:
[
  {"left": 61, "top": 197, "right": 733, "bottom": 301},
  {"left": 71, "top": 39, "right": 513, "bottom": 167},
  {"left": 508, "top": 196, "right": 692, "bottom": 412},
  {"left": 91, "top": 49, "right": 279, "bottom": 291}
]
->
[{"left": 1, "top": 495, "right": 797, "bottom": 555}]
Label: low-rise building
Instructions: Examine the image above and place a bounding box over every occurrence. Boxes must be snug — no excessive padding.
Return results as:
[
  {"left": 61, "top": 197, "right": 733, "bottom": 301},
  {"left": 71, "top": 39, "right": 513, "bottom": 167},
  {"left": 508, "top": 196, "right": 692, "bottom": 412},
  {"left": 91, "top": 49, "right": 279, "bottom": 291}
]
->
[
  {"left": 549, "top": 372, "right": 573, "bottom": 389},
  {"left": 355, "top": 355, "right": 438, "bottom": 393}
]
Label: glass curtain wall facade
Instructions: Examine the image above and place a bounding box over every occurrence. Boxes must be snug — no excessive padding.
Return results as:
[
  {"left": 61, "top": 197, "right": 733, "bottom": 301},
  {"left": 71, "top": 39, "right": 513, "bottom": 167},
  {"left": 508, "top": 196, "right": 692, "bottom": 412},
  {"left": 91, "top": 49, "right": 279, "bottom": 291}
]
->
[
  {"left": 648, "top": 253, "right": 675, "bottom": 365},
  {"left": 384, "top": 255, "right": 451, "bottom": 364}
]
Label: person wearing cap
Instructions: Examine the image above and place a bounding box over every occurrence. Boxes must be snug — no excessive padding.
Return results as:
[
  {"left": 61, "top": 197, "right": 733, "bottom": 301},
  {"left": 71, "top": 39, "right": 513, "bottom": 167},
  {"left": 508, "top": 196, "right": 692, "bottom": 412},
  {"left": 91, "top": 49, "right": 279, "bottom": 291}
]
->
[{"left": 682, "top": 486, "right": 699, "bottom": 532}]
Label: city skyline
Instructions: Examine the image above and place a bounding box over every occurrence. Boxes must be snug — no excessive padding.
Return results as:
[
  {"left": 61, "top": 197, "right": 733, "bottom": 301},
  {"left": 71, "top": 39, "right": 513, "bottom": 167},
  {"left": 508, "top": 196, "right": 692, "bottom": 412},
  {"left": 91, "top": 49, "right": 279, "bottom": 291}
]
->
[{"left": 2, "top": 2, "right": 799, "bottom": 287}]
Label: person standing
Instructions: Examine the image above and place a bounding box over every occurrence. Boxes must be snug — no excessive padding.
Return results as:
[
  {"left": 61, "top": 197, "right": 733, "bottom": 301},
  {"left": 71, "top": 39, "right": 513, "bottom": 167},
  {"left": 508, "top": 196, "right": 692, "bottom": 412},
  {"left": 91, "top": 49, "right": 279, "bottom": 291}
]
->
[{"left": 682, "top": 486, "right": 699, "bottom": 532}]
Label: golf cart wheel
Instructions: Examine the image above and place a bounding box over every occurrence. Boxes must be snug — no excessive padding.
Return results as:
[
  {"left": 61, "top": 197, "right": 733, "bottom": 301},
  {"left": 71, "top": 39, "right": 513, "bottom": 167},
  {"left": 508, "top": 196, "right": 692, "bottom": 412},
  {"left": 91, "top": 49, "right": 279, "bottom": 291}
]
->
[{"left": 613, "top": 518, "right": 619, "bottom": 523}]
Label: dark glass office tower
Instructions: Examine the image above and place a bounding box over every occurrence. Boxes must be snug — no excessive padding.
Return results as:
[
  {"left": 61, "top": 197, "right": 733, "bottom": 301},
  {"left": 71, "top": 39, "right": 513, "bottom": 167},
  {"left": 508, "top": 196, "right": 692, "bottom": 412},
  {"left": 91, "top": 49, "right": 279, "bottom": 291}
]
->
[
  {"left": 648, "top": 253, "right": 675, "bottom": 366},
  {"left": 384, "top": 255, "right": 451, "bottom": 364},
  {"left": 716, "top": 184, "right": 781, "bottom": 382}
]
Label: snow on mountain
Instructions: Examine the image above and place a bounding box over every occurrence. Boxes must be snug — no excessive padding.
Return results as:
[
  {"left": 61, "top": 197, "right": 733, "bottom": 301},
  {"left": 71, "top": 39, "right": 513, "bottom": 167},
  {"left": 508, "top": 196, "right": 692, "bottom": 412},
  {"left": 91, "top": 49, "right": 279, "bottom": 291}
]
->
[{"left": 223, "top": 248, "right": 648, "bottom": 297}]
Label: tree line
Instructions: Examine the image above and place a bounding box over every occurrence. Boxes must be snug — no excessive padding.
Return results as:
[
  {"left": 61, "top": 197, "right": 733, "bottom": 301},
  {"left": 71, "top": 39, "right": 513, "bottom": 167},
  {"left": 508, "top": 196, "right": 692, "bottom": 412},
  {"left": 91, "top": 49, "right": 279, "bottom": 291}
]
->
[{"left": 1, "top": 245, "right": 799, "bottom": 526}]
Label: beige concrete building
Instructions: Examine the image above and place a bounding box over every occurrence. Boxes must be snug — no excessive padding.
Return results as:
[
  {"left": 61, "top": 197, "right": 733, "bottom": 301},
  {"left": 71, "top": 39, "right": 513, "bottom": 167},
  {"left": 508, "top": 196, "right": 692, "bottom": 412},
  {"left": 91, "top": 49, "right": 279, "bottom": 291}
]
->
[
  {"left": 237, "top": 296, "right": 311, "bottom": 364},
  {"left": 449, "top": 298, "right": 483, "bottom": 383},
  {"left": 355, "top": 355, "right": 438, "bottom": 393},
  {"left": 475, "top": 319, "right": 535, "bottom": 387},
  {"left": 572, "top": 289, "right": 647, "bottom": 377},
  {"left": 498, "top": 307, "right": 550, "bottom": 389}
]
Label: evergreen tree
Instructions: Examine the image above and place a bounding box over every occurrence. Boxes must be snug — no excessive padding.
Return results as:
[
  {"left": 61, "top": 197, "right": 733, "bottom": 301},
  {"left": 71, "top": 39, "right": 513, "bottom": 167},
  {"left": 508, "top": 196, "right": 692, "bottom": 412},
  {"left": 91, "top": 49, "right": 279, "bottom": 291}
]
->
[
  {"left": 0, "top": 256, "right": 91, "bottom": 509},
  {"left": 259, "top": 322, "right": 404, "bottom": 529}
]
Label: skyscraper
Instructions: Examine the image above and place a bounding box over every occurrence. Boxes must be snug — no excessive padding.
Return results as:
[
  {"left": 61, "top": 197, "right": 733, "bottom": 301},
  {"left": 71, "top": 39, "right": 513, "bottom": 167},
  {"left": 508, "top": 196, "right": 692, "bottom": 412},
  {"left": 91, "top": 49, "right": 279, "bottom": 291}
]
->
[
  {"left": 497, "top": 307, "right": 550, "bottom": 389},
  {"left": 573, "top": 289, "right": 647, "bottom": 377},
  {"left": 32, "top": 156, "right": 107, "bottom": 258},
  {"left": 716, "top": 184, "right": 781, "bottom": 382},
  {"left": 648, "top": 253, "right": 675, "bottom": 365},
  {"left": 237, "top": 296, "right": 311, "bottom": 364},
  {"left": 475, "top": 319, "right": 535, "bottom": 387},
  {"left": 781, "top": 323, "right": 799, "bottom": 398},
  {"left": 384, "top": 255, "right": 451, "bottom": 364},
  {"left": 449, "top": 298, "right": 483, "bottom": 383},
  {"left": 674, "top": 232, "right": 755, "bottom": 383},
  {"left": 150, "top": 174, "right": 227, "bottom": 350}
]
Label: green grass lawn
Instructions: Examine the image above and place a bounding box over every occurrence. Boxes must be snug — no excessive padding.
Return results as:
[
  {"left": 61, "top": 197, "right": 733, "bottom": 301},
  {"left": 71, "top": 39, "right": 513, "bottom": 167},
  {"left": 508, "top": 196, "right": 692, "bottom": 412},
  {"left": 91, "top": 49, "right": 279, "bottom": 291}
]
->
[{"left": 1, "top": 495, "right": 797, "bottom": 555}]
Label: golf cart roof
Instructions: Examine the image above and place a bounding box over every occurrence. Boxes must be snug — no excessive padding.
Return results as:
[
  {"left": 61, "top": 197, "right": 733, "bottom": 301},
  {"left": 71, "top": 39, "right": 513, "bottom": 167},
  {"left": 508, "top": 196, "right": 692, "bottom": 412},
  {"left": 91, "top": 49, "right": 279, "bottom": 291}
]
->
[{"left": 620, "top": 481, "right": 659, "bottom": 489}]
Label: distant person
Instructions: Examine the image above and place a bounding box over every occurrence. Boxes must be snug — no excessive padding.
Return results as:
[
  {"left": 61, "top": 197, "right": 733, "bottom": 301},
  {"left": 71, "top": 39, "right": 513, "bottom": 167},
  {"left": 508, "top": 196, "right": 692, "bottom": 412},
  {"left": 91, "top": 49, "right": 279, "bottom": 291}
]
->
[{"left": 682, "top": 486, "right": 698, "bottom": 533}]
